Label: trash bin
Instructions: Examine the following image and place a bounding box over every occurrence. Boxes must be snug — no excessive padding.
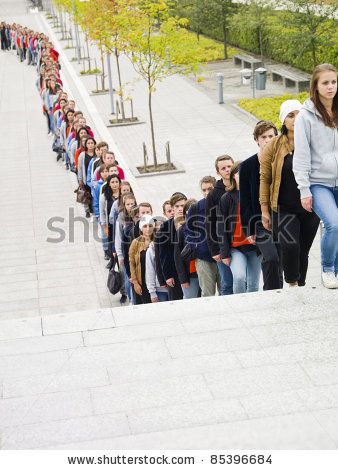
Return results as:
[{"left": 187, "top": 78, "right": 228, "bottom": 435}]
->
[
  {"left": 255, "top": 67, "right": 267, "bottom": 90},
  {"left": 240, "top": 68, "right": 252, "bottom": 85}
]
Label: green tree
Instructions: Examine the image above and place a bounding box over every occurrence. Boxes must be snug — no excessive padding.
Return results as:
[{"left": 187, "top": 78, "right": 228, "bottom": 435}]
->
[
  {"left": 281, "top": 0, "right": 338, "bottom": 69},
  {"left": 233, "top": 0, "right": 274, "bottom": 63},
  {"left": 122, "top": 0, "right": 201, "bottom": 168},
  {"left": 202, "top": 0, "right": 236, "bottom": 59},
  {"left": 77, "top": 0, "right": 134, "bottom": 119},
  {"left": 174, "top": 0, "right": 209, "bottom": 41}
]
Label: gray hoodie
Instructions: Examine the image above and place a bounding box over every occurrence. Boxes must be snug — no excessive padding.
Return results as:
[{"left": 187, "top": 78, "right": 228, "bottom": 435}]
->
[{"left": 293, "top": 98, "right": 338, "bottom": 199}]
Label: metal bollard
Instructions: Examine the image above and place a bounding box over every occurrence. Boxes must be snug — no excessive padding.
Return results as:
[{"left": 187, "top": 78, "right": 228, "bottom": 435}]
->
[{"left": 216, "top": 73, "right": 224, "bottom": 104}]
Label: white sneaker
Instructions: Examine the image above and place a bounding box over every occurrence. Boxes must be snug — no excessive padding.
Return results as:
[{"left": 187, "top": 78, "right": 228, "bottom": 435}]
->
[{"left": 322, "top": 271, "right": 338, "bottom": 289}]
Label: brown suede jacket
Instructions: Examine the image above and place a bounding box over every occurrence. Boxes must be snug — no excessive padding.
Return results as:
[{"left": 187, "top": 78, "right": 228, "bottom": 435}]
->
[
  {"left": 129, "top": 236, "right": 151, "bottom": 285},
  {"left": 259, "top": 134, "right": 294, "bottom": 212}
]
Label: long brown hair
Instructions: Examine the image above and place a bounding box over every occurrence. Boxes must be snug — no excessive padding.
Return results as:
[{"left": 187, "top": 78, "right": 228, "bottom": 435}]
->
[
  {"left": 120, "top": 192, "right": 136, "bottom": 221},
  {"left": 310, "top": 63, "right": 338, "bottom": 128},
  {"left": 228, "top": 161, "right": 241, "bottom": 193}
]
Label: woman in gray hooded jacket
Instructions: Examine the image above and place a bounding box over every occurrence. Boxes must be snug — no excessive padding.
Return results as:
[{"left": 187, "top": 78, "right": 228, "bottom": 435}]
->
[{"left": 293, "top": 63, "right": 338, "bottom": 289}]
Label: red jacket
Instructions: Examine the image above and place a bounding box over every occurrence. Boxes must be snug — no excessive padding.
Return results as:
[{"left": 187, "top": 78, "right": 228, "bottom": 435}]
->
[{"left": 50, "top": 48, "right": 59, "bottom": 62}]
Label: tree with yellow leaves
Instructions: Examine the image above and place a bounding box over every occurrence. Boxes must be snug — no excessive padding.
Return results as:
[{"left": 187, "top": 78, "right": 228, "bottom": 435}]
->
[{"left": 121, "top": 0, "right": 201, "bottom": 168}]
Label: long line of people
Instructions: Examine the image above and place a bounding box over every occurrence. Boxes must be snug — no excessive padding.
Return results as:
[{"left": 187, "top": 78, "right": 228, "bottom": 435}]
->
[{"left": 2, "top": 21, "right": 338, "bottom": 305}]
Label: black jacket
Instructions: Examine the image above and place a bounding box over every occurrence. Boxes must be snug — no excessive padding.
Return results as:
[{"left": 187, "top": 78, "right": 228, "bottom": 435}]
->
[
  {"left": 218, "top": 190, "right": 239, "bottom": 259},
  {"left": 205, "top": 179, "right": 226, "bottom": 257},
  {"left": 239, "top": 154, "right": 262, "bottom": 237},
  {"left": 131, "top": 220, "right": 141, "bottom": 240},
  {"left": 154, "top": 233, "right": 166, "bottom": 286},
  {"left": 157, "top": 218, "right": 178, "bottom": 281},
  {"left": 174, "top": 224, "right": 197, "bottom": 285},
  {"left": 122, "top": 220, "right": 135, "bottom": 277}
]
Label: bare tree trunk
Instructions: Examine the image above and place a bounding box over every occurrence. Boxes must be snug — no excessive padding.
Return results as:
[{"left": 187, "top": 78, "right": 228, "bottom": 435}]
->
[
  {"left": 100, "top": 47, "right": 105, "bottom": 91},
  {"left": 115, "top": 48, "right": 125, "bottom": 120},
  {"left": 311, "top": 38, "right": 317, "bottom": 69},
  {"left": 222, "top": 12, "right": 228, "bottom": 60},
  {"left": 258, "top": 26, "right": 264, "bottom": 63},
  {"left": 148, "top": 84, "right": 157, "bottom": 169}
]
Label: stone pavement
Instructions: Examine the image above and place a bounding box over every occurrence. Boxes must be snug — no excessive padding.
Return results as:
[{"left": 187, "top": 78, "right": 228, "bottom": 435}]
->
[
  {"left": 0, "top": 37, "right": 123, "bottom": 318},
  {"left": 0, "top": 0, "right": 337, "bottom": 450},
  {"left": 186, "top": 58, "right": 307, "bottom": 104},
  {"left": 0, "top": 288, "right": 338, "bottom": 449}
]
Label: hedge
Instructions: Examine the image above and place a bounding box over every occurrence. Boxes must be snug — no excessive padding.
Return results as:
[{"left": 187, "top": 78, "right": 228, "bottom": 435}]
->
[
  {"left": 176, "top": 4, "right": 338, "bottom": 73},
  {"left": 238, "top": 92, "right": 309, "bottom": 128}
]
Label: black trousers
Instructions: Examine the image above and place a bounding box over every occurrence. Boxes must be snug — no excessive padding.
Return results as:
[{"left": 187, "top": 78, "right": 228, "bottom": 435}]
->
[
  {"left": 133, "top": 283, "right": 151, "bottom": 305},
  {"left": 256, "top": 225, "right": 283, "bottom": 290},
  {"left": 272, "top": 210, "right": 319, "bottom": 286},
  {"left": 1, "top": 37, "right": 7, "bottom": 50},
  {"left": 44, "top": 110, "right": 51, "bottom": 132},
  {"left": 167, "top": 277, "right": 183, "bottom": 301}
]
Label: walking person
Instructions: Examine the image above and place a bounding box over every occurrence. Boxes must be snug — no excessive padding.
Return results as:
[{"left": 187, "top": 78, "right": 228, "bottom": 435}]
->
[
  {"left": 174, "top": 199, "right": 200, "bottom": 299},
  {"left": 100, "top": 174, "right": 121, "bottom": 260},
  {"left": 205, "top": 155, "right": 234, "bottom": 295},
  {"left": 43, "top": 77, "right": 59, "bottom": 135},
  {"left": 115, "top": 192, "right": 137, "bottom": 304},
  {"left": 146, "top": 219, "right": 169, "bottom": 303},
  {"left": 294, "top": 63, "right": 338, "bottom": 288},
  {"left": 129, "top": 215, "right": 154, "bottom": 305},
  {"left": 1, "top": 22, "right": 8, "bottom": 50},
  {"left": 220, "top": 162, "right": 262, "bottom": 294},
  {"left": 78, "top": 137, "right": 96, "bottom": 218},
  {"left": 260, "top": 100, "right": 320, "bottom": 287},
  {"left": 184, "top": 176, "right": 220, "bottom": 297},
  {"left": 240, "top": 120, "right": 283, "bottom": 290},
  {"left": 157, "top": 192, "right": 188, "bottom": 301},
  {"left": 60, "top": 109, "right": 75, "bottom": 165}
]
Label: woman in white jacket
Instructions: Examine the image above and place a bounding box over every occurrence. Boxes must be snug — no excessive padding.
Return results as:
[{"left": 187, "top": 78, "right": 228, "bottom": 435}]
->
[
  {"left": 146, "top": 220, "right": 169, "bottom": 302},
  {"left": 293, "top": 63, "right": 338, "bottom": 289}
]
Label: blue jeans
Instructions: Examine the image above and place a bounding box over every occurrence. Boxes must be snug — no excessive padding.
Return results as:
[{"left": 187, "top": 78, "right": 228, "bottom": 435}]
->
[
  {"left": 124, "top": 271, "right": 133, "bottom": 303},
  {"left": 156, "top": 291, "right": 169, "bottom": 302},
  {"left": 311, "top": 185, "right": 338, "bottom": 273},
  {"left": 98, "top": 221, "right": 108, "bottom": 252},
  {"left": 48, "top": 112, "right": 55, "bottom": 134},
  {"left": 182, "top": 277, "right": 200, "bottom": 299},
  {"left": 230, "top": 248, "right": 262, "bottom": 294},
  {"left": 217, "top": 261, "right": 233, "bottom": 295}
]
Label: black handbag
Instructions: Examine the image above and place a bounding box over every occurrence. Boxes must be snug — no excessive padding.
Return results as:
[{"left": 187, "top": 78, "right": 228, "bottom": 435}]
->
[
  {"left": 107, "top": 260, "right": 122, "bottom": 295},
  {"left": 52, "top": 137, "right": 62, "bottom": 153}
]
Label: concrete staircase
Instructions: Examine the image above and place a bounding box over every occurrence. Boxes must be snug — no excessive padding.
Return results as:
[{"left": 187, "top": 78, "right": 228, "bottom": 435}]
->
[{"left": 0, "top": 286, "right": 338, "bottom": 449}]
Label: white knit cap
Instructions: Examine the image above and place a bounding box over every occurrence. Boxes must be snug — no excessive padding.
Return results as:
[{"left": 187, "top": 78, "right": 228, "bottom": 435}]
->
[
  {"left": 139, "top": 215, "right": 154, "bottom": 232},
  {"left": 279, "top": 99, "right": 303, "bottom": 124}
]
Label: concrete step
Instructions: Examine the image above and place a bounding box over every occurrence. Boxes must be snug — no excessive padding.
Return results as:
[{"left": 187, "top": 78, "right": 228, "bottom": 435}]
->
[{"left": 1, "top": 286, "right": 338, "bottom": 449}]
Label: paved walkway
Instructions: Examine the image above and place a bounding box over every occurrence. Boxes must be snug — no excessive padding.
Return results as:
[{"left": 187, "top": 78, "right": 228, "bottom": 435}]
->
[{"left": 0, "top": 42, "right": 122, "bottom": 318}]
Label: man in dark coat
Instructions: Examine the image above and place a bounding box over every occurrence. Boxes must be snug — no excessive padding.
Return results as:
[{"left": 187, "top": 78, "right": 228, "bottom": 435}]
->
[
  {"left": 239, "top": 120, "right": 283, "bottom": 290},
  {"left": 157, "top": 193, "right": 187, "bottom": 301},
  {"left": 205, "top": 155, "right": 234, "bottom": 295}
]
